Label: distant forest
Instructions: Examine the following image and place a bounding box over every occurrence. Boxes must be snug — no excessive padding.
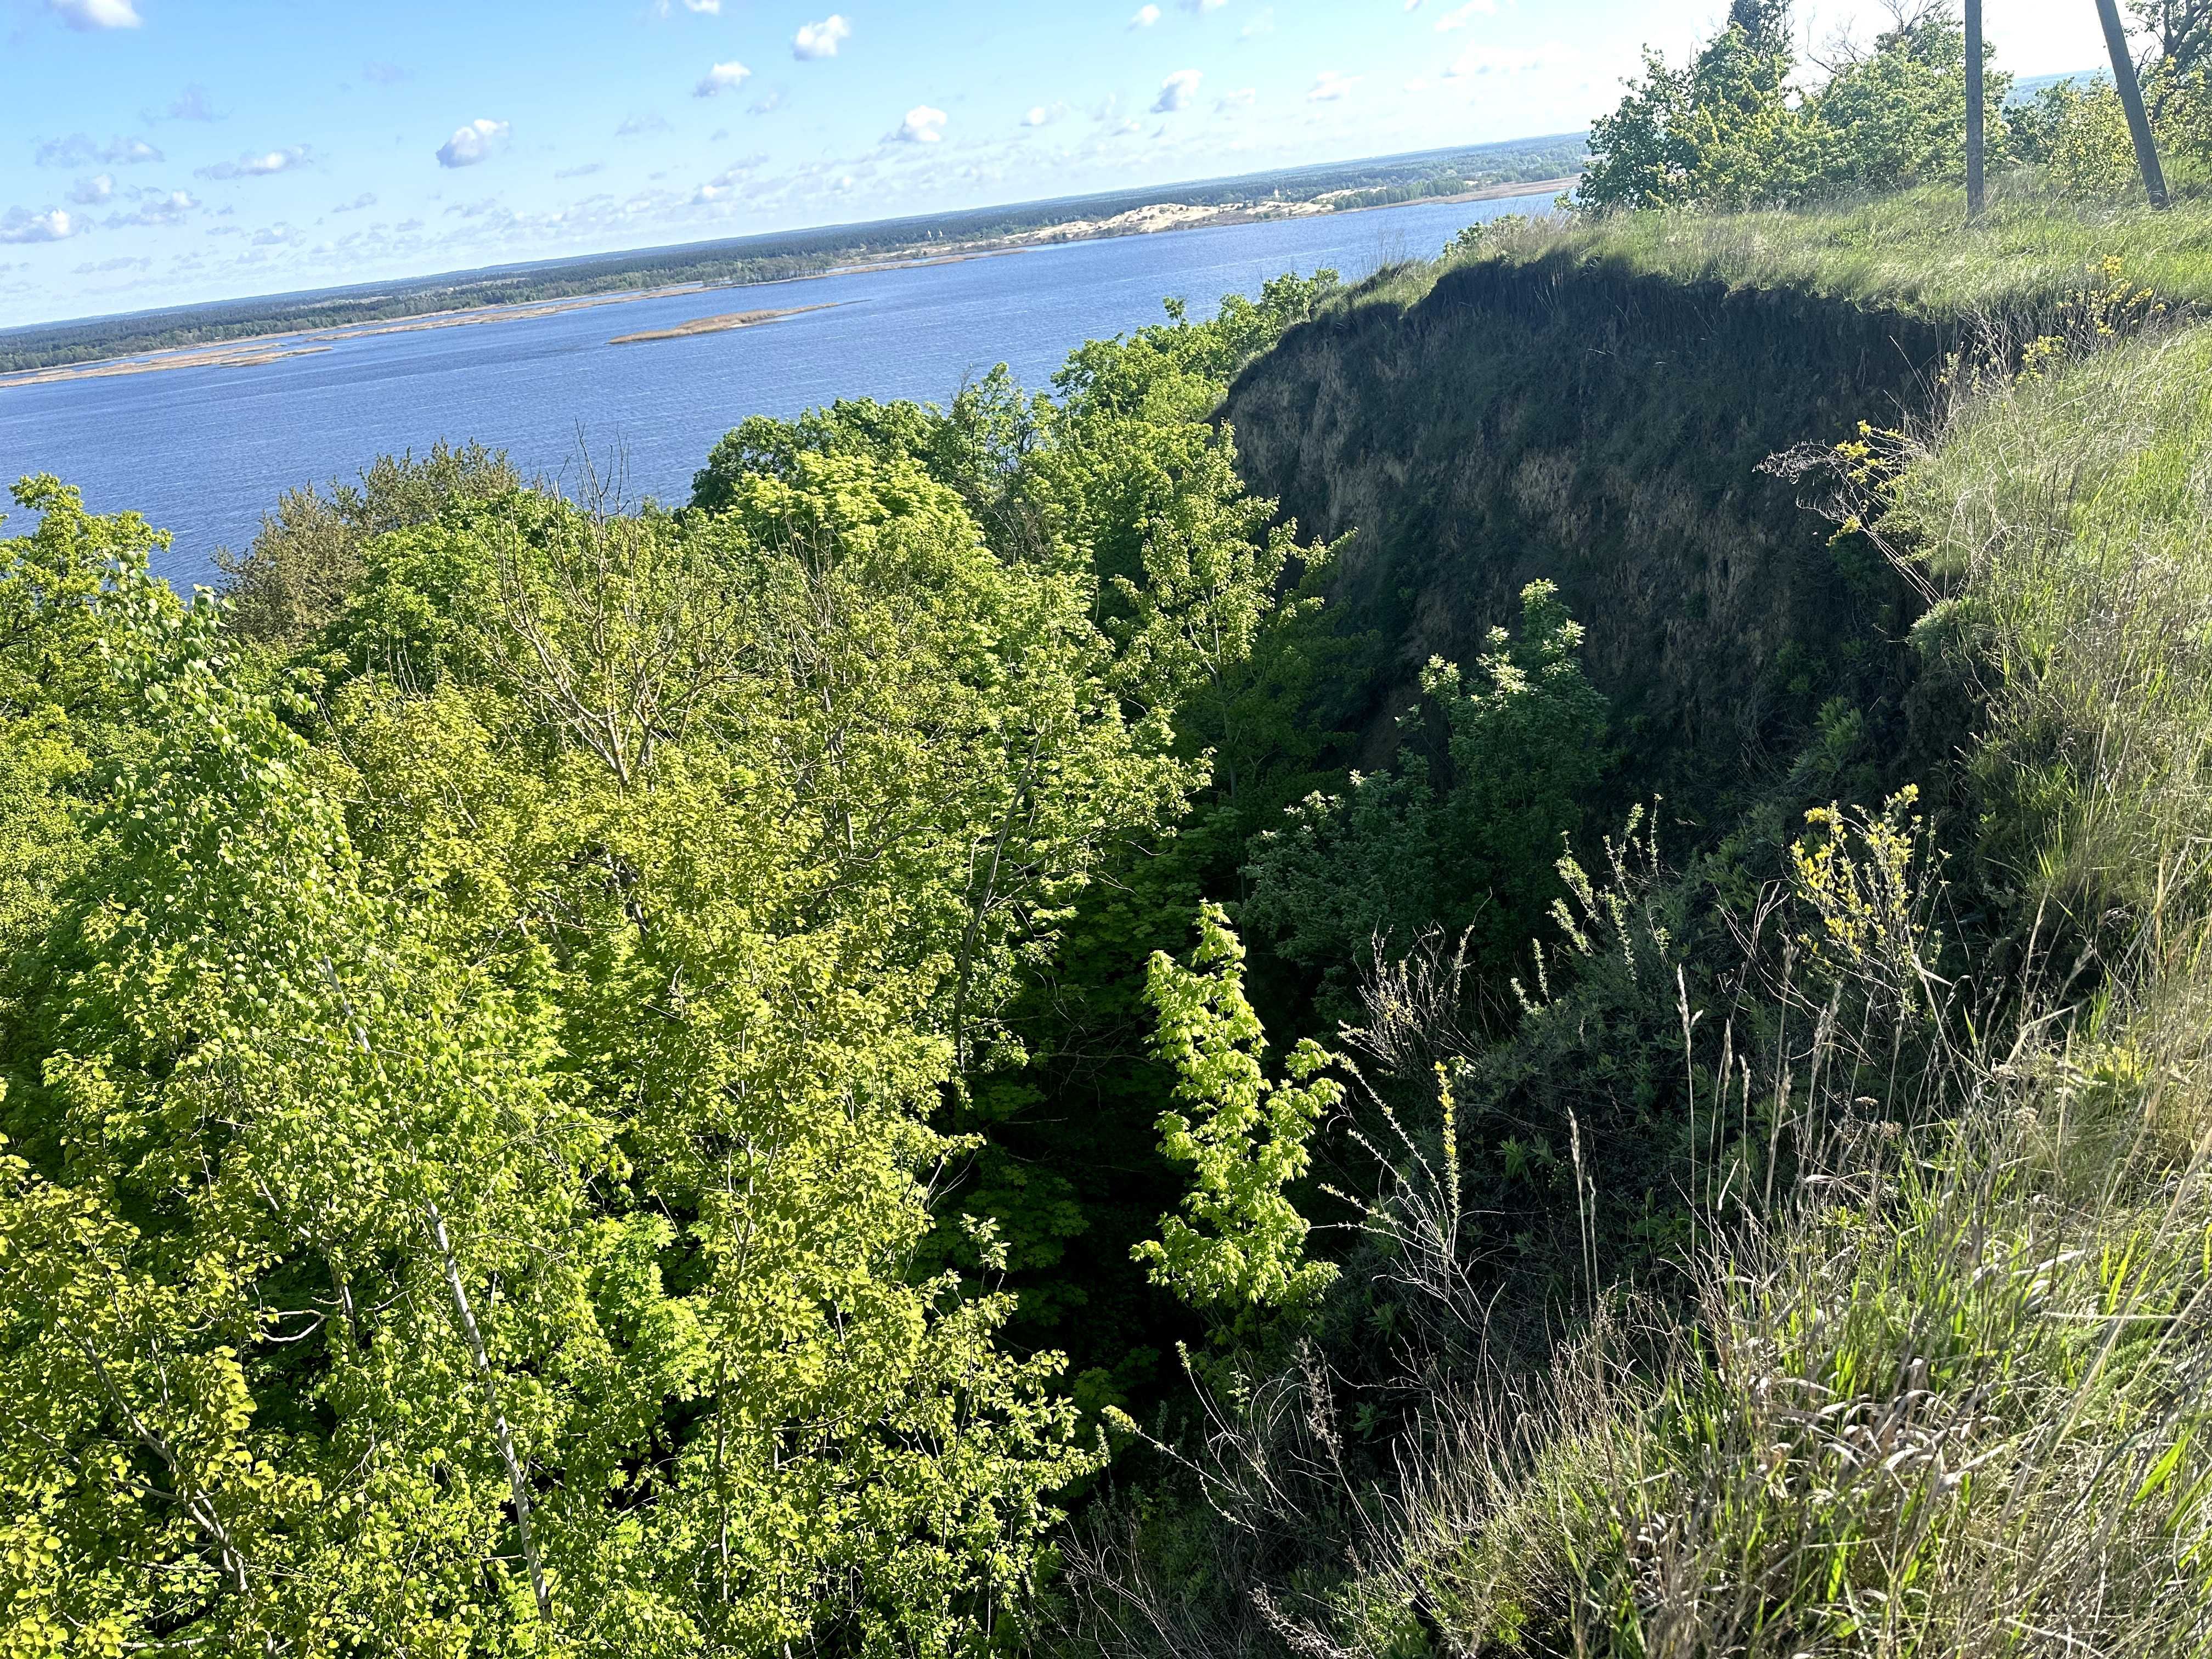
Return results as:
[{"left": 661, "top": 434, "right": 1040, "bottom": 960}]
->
[{"left": 0, "top": 132, "right": 1585, "bottom": 374}]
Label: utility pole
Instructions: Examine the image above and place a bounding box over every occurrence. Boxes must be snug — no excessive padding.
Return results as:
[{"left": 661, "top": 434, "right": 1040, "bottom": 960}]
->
[
  {"left": 2096, "top": 0, "right": 2172, "bottom": 206},
  {"left": 1965, "top": 0, "right": 1985, "bottom": 216}
]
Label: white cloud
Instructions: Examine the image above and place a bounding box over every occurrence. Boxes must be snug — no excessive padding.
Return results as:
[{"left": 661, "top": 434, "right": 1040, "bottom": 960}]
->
[
  {"left": 793, "top": 15, "right": 850, "bottom": 59},
  {"left": 35, "top": 134, "right": 161, "bottom": 168},
  {"left": 1130, "top": 4, "right": 1160, "bottom": 25},
  {"left": 48, "top": 0, "right": 139, "bottom": 30},
  {"left": 109, "top": 188, "right": 195, "bottom": 226},
  {"left": 1216, "top": 86, "right": 1256, "bottom": 110},
  {"left": 0, "top": 207, "right": 76, "bottom": 243},
  {"left": 692, "top": 155, "right": 770, "bottom": 204},
  {"left": 363, "top": 61, "right": 410, "bottom": 86},
  {"left": 1435, "top": 0, "right": 1496, "bottom": 28},
  {"left": 1242, "top": 7, "right": 1274, "bottom": 35},
  {"left": 555, "top": 163, "right": 603, "bottom": 180},
  {"left": 332, "top": 191, "right": 377, "bottom": 211},
  {"left": 1307, "top": 70, "right": 1361, "bottom": 101},
  {"left": 1444, "top": 43, "right": 1550, "bottom": 76},
  {"left": 1152, "top": 69, "right": 1202, "bottom": 112},
  {"left": 154, "top": 84, "right": 221, "bottom": 122},
  {"left": 694, "top": 61, "right": 752, "bottom": 97},
  {"left": 198, "top": 145, "right": 309, "bottom": 179},
  {"left": 616, "top": 114, "right": 672, "bottom": 136},
  {"left": 1022, "top": 102, "right": 1068, "bottom": 127},
  {"left": 894, "top": 104, "right": 947, "bottom": 143},
  {"left": 433, "top": 121, "right": 507, "bottom": 168},
  {"left": 1180, "top": 0, "right": 1226, "bottom": 10},
  {"left": 67, "top": 174, "right": 114, "bottom": 205}
]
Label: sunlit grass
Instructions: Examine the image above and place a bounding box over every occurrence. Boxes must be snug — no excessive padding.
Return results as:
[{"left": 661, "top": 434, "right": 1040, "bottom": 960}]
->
[{"left": 1341, "top": 178, "right": 2212, "bottom": 325}]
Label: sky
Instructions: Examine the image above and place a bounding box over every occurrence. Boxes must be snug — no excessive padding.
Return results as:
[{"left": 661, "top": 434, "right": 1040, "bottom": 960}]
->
[{"left": 0, "top": 0, "right": 2116, "bottom": 329}]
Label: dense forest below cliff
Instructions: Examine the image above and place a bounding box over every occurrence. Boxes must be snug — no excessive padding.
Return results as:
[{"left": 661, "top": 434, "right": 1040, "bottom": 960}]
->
[{"left": 12, "top": 2, "right": 2212, "bottom": 1655}]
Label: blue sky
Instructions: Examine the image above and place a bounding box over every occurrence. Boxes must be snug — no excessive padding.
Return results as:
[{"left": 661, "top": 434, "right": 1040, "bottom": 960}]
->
[{"left": 1, "top": 0, "right": 2111, "bottom": 328}]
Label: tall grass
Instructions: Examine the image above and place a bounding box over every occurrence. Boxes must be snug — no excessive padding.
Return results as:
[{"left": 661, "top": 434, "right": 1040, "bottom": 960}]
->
[
  {"left": 1393, "top": 260, "right": 2212, "bottom": 1659},
  {"left": 1338, "top": 182, "right": 2212, "bottom": 326},
  {"left": 1254, "top": 803, "right": 2212, "bottom": 1657}
]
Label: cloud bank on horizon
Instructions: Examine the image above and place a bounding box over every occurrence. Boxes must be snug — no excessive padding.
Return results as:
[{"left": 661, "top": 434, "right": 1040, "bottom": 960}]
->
[{"left": 0, "top": 0, "right": 2114, "bottom": 327}]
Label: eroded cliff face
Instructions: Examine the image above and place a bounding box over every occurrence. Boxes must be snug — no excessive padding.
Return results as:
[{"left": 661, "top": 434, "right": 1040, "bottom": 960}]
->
[{"left": 1223, "top": 256, "right": 1952, "bottom": 778}]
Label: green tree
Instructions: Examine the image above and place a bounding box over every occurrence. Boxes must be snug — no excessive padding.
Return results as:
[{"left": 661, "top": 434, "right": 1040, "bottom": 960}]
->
[
  {"left": 0, "top": 452, "right": 1165, "bottom": 1652},
  {"left": 1243, "top": 581, "right": 1609, "bottom": 1004},
  {"left": 216, "top": 441, "right": 519, "bottom": 651},
  {"left": 1578, "top": 21, "right": 1804, "bottom": 211},
  {"left": 0, "top": 478, "right": 177, "bottom": 963},
  {"left": 1135, "top": 904, "right": 1340, "bottom": 1312},
  {"left": 1801, "top": 9, "right": 2010, "bottom": 193},
  {"left": 1578, "top": 3, "right": 2006, "bottom": 211}
]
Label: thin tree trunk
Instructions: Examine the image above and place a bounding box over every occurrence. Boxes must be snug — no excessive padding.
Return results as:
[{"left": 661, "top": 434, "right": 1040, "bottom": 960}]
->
[
  {"left": 320, "top": 956, "right": 553, "bottom": 1627},
  {"left": 427, "top": 1197, "right": 555, "bottom": 1626},
  {"left": 1965, "top": 0, "right": 1986, "bottom": 217},
  {"left": 2097, "top": 0, "right": 2171, "bottom": 206},
  {"left": 69, "top": 1331, "right": 255, "bottom": 1598}
]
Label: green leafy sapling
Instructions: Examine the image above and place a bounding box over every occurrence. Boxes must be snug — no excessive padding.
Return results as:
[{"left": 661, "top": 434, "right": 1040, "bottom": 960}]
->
[{"left": 1135, "top": 902, "right": 1340, "bottom": 1310}]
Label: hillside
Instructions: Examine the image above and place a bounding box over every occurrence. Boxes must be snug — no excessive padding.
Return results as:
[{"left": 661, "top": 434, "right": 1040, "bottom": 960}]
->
[
  {"left": 1106, "top": 185, "right": 2212, "bottom": 1657},
  {"left": 9, "top": 153, "right": 2212, "bottom": 1659},
  {"left": 1223, "top": 227, "right": 1945, "bottom": 787},
  {"left": 1221, "top": 186, "right": 2212, "bottom": 787}
]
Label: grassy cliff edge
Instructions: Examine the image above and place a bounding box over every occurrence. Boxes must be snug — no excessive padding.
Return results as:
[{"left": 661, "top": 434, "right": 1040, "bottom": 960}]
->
[{"left": 1187, "top": 188, "right": 2212, "bottom": 1656}]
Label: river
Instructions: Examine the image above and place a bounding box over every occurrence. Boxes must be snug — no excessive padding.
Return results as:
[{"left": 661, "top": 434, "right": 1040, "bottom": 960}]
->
[{"left": 0, "top": 190, "right": 1555, "bottom": 587}]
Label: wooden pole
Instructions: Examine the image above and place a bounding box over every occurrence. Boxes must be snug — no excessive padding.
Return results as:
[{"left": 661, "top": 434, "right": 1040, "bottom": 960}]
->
[
  {"left": 1965, "top": 0, "right": 1985, "bottom": 216},
  {"left": 2096, "top": 0, "right": 2171, "bottom": 206}
]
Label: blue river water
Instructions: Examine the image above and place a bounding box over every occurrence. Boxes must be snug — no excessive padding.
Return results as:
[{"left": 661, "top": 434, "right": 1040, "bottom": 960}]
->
[{"left": 0, "top": 190, "right": 1555, "bottom": 588}]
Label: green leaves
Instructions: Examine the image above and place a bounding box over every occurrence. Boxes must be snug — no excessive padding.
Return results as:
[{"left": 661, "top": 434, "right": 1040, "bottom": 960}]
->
[
  {"left": 0, "top": 262, "right": 1353, "bottom": 1651},
  {"left": 1243, "top": 580, "right": 1609, "bottom": 1007},
  {"left": 1578, "top": 8, "right": 2009, "bottom": 212},
  {"left": 1136, "top": 904, "right": 1340, "bottom": 1311}
]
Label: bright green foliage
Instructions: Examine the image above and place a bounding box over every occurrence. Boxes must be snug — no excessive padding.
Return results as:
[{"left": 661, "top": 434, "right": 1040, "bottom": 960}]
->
[
  {"left": 1579, "top": 25, "right": 1805, "bottom": 212},
  {"left": 1135, "top": 904, "right": 1340, "bottom": 1311},
  {"left": 2041, "top": 63, "right": 2212, "bottom": 199},
  {"left": 1243, "top": 581, "right": 1607, "bottom": 996},
  {"left": 1578, "top": 6, "right": 2007, "bottom": 212},
  {"left": 216, "top": 441, "right": 520, "bottom": 651},
  {"left": 0, "top": 478, "right": 177, "bottom": 963},
  {"left": 1798, "top": 14, "right": 2010, "bottom": 194},
  {"left": 681, "top": 278, "right": 1351, "bottom": 1396},
  {"left": 0, "top": 441, "right": 1195, "bottom": 1651},
  {"left": 2, "top": 604, "right": 603, "bottom": 1652},
  {"left": 0, "top": 263, "right": 1346, "bottom": 1641}
]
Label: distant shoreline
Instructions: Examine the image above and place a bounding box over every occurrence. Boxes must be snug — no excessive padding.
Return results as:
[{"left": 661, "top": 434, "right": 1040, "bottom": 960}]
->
[
  {"left": 0, "top": 177, "right": 1577, "bottom": 390},
  {"left": 0, "top": 283, "right": 722, "bottom": 388}
]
